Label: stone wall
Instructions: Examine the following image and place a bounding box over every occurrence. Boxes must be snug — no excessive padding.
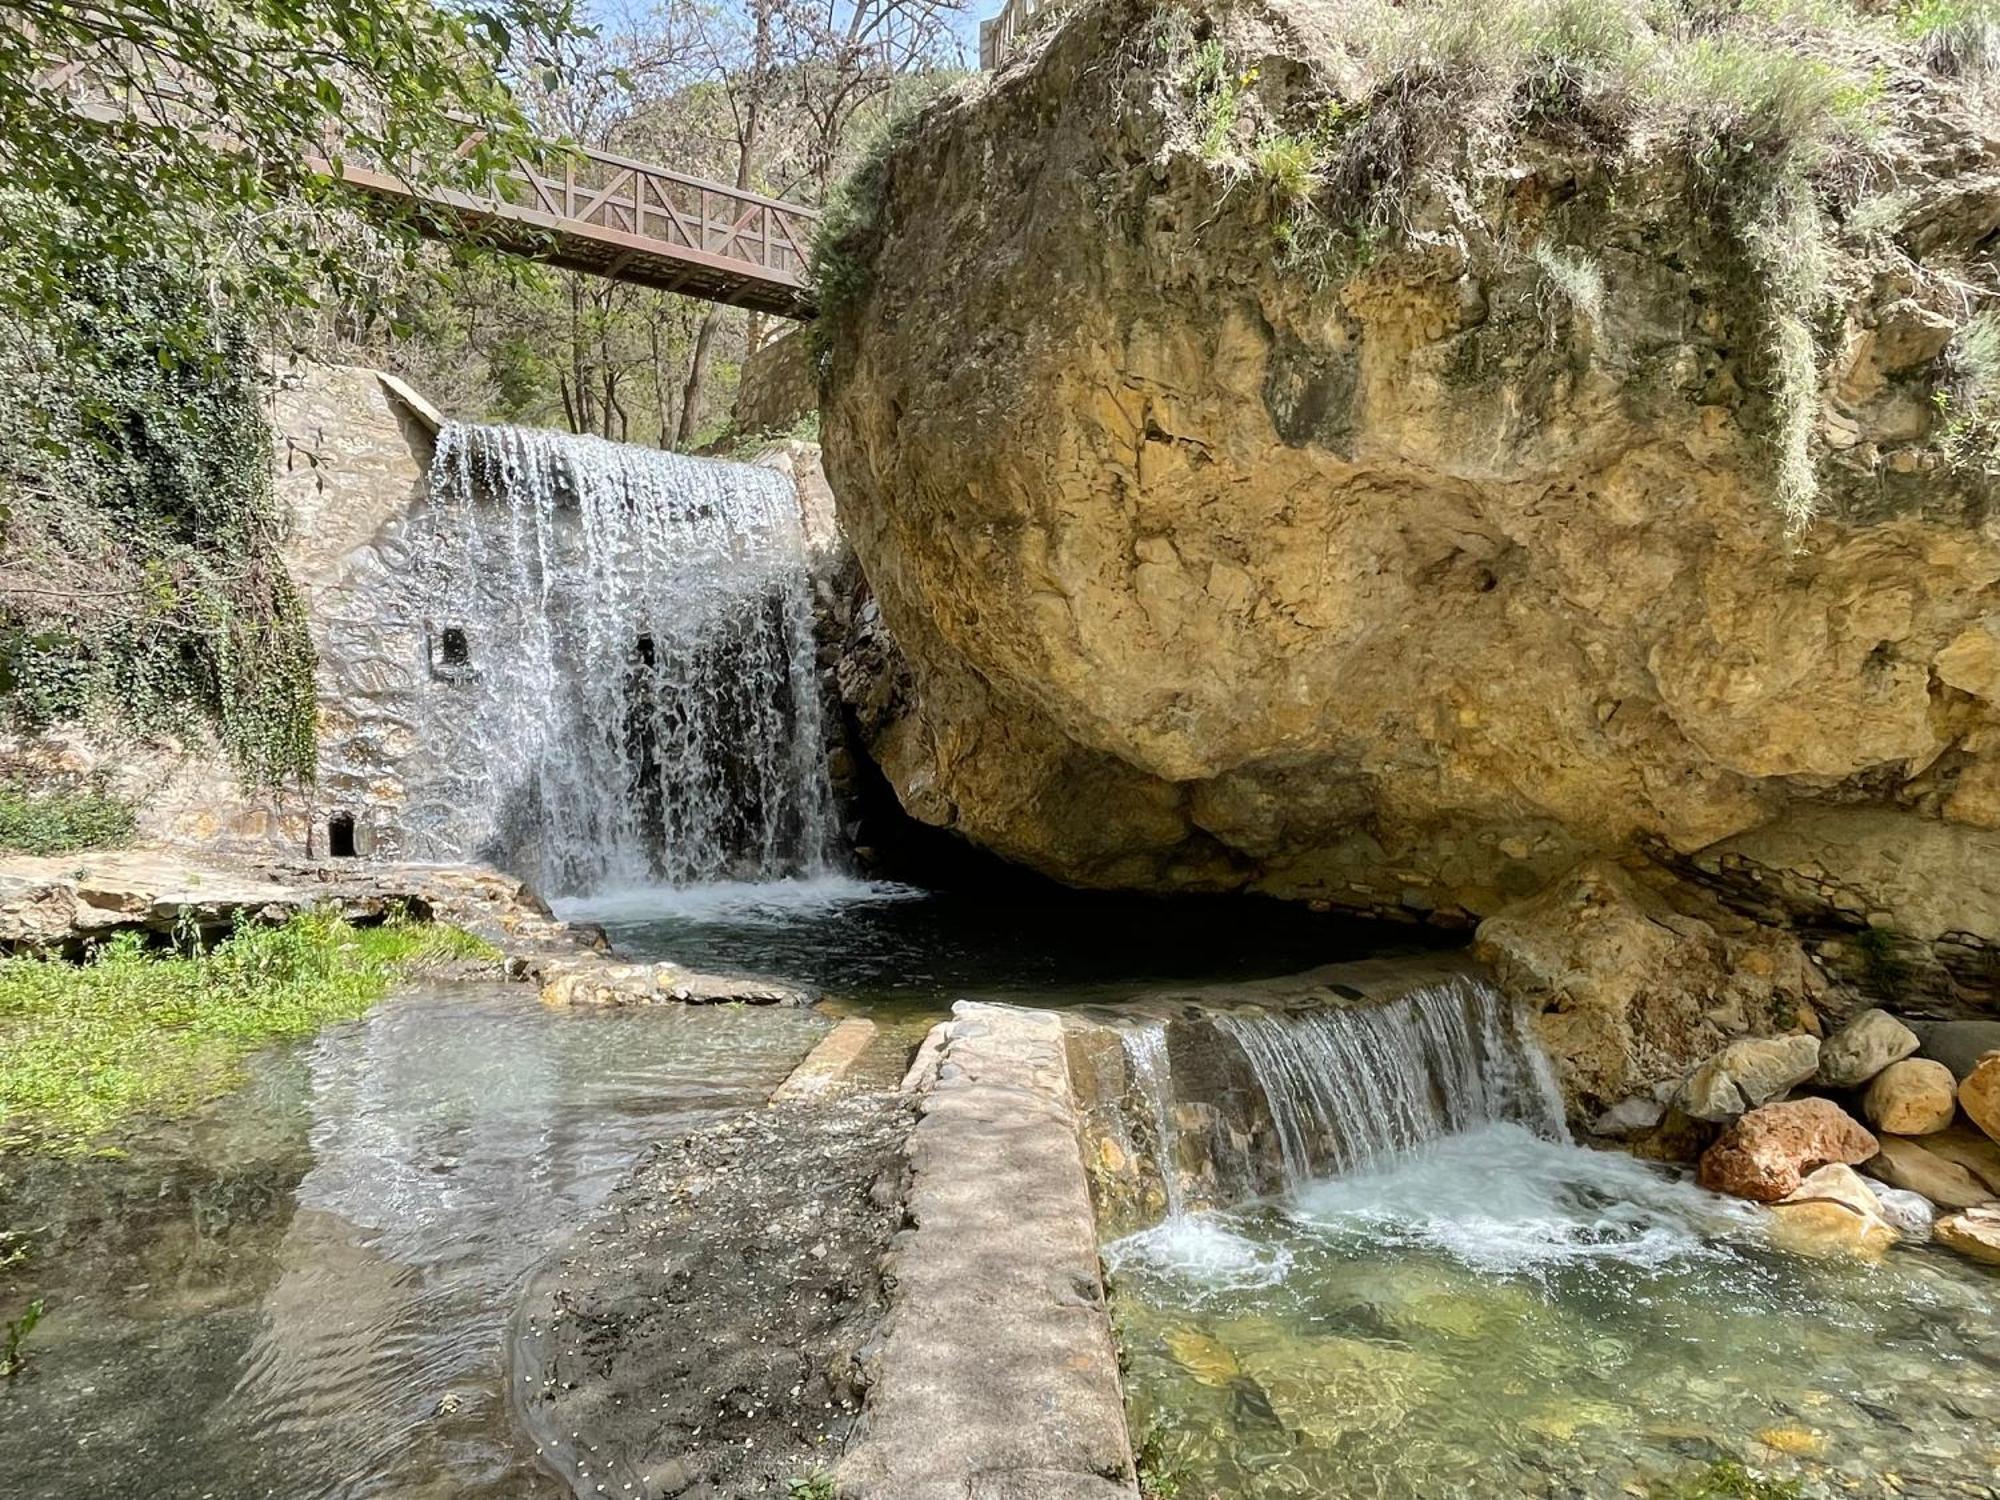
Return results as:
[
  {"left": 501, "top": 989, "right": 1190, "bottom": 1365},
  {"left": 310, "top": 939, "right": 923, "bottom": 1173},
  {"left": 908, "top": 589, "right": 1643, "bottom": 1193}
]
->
[{"left": 731, "top": 328, "right": 818, "bottom": 436}]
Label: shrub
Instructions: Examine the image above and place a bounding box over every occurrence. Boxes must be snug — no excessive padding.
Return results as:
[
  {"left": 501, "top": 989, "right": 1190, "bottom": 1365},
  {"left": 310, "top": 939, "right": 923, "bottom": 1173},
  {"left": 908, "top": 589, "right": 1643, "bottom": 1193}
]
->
[{"left": 0, "top": 780, "right": 136, "bottom": 855}]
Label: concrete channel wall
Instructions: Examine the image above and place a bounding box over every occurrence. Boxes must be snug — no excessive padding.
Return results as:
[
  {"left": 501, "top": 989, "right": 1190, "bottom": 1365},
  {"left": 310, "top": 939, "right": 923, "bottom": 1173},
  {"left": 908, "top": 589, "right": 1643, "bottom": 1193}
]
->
[{"left": 838, "top": 1002, "right": 1139, "bottom": 1500}]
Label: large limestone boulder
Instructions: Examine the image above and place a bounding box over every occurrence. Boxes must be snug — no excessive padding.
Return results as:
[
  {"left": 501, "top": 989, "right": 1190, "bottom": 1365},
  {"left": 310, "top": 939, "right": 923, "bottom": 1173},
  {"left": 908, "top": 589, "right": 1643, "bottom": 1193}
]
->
[
  {"left": 1474, "top": 859, "right": 1823, "bottom": 1115},
  {"left": 1676, "top": 1035, "right": 1821, "bottom": 1124},
  {"left": 1816, "top": 1009, "right": 1920, "bottom": 1089},
  {"left": 1961, "top": 1055, "right": 2000, "bottom": 1142},
  {"left": 819, "top": 0, "right": 2000, "bottom": 981},
  {"left": 1861, "top": 1058, "right": 1959, "bottom": 1136},
  {"left": 1698, "top": 1099, "right": 1878, "bottom": 1203}
]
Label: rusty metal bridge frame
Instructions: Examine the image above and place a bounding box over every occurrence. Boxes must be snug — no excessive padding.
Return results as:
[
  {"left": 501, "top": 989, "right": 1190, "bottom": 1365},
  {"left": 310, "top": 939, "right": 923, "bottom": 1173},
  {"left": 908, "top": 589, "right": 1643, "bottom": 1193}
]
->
[{"left": 331, "top": 140, "right": 818, "bottom": 319}]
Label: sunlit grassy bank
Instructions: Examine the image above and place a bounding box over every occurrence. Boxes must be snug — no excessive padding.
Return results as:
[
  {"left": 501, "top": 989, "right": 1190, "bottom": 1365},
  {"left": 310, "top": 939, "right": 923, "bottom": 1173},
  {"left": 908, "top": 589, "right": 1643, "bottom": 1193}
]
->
[{"left": 0, "top": 910, "right": 499, "bottom": 1153}]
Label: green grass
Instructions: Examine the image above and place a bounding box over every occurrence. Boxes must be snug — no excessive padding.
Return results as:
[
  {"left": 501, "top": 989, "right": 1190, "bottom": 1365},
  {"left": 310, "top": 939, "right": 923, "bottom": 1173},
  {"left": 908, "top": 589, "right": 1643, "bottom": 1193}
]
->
[
  {"left": 0, "top": 910, "right": 499, "bottom": 1154},
  {"left": 0, "top": 780, "right": 135, "bottom": 855}
]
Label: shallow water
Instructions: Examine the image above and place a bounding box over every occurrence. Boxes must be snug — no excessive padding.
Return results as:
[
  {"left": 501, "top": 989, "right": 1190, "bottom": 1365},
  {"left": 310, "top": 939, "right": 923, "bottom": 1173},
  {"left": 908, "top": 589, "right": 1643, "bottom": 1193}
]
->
[
  {"left": 558, "top": 877, "right": 1444, "bottom": 1021},
  {"left": 0, "top": 982, "right": 822, "bottom": 1500},
  {"left": 1108, "top": 1124, "right": 2000, "bottom": 1498}
]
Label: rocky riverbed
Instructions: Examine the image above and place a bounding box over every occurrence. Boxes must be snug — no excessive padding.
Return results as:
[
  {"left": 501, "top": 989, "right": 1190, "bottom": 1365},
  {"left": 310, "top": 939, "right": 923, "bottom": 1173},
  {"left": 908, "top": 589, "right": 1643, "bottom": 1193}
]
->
[{"left": 510, "top": 1093, "right": 915, "bottom": 1500}]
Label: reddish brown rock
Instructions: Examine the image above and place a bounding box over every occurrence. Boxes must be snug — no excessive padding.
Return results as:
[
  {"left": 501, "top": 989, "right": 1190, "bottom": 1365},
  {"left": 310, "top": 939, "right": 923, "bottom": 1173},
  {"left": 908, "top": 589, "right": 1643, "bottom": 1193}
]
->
[{"left": 1698, "top": 1099, "right": 1879, "bottom": 1203}]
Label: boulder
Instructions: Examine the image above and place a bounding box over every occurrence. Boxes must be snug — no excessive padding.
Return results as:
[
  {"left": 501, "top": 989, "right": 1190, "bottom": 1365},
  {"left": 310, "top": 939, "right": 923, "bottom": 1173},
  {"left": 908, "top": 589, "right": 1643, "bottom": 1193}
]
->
[
  {"left": 1859, "top": 1135, "right": 1997, "bottom": 1209},
  {"left": 1474, "top": 859, "right": 1824, "bottom": 1115},
  {"left": 1698, "top": 1099, "right": 1878, "bottom": 1203},
  {"left": 1959, "top": 1055, "right": 2000, "bottom": 1143},
  {"left": 1870, "top": 1185, "right": 1936, "bottom": 1240},
  {"left": 1918, "top": 1124, "right": 2000, "bottom": 1193},
  {"left": 1861, "top": 1058, "right": 1958, "bottom": 1135},
  {"left": 1816, "top": 1009, "right": 1920, "bottom": 1089},
  {"left": 1934, "top": 1204, "right": 2000, "bottom": 1266},
  {"left": 1767, "top": 1165, "right": 1898, "bottom": 1260},
  {"left": 1916, "top": 1020, "right": 2000, "bottom": 1080},
  {"left": 1676, "top": 1035, "right": 1821, "bottom": 1123},
  {"left": 820, "top": 0, "right": 2000, "bottom": 986}
]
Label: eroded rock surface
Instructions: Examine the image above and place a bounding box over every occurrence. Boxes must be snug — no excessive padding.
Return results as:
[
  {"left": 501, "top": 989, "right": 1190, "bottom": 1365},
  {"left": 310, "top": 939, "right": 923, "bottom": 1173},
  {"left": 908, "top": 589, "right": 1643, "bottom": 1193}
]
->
[
  {"left": 819, "top": 0, "right": 2000, "bottom": 996},
  {"left": 1698, "top": 1098, "right": 1878, "bottom": 1202}
]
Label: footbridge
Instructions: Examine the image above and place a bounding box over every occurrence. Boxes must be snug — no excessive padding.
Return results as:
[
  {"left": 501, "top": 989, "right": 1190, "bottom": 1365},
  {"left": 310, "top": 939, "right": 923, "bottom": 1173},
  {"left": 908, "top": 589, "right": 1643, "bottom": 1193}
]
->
[
  {"left": 55, "top": 68, "right": 818, "bottom": 318},
  {"left": 330, "top": 138, "right": 818, "bottom": 319}
]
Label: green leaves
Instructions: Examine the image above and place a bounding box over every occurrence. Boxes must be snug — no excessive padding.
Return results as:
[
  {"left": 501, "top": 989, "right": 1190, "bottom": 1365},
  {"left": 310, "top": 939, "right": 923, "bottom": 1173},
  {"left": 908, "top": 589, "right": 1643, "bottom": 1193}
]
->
[{"left": 0, "top": 0, "right": 589, "bottom": 361}]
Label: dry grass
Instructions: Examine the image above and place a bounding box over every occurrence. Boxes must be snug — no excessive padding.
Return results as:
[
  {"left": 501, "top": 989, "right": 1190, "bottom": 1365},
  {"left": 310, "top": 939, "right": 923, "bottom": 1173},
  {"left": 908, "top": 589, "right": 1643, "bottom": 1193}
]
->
[{"left": 1151, "top": 0, "right": 1989, "bottom": 531}]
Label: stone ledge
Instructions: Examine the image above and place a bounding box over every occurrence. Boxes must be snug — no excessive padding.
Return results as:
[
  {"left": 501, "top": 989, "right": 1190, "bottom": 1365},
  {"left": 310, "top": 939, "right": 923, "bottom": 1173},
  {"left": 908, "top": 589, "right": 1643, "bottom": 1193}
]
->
[{"left": 838, "top": 1001, "right": 1138, "bottom": 1500}]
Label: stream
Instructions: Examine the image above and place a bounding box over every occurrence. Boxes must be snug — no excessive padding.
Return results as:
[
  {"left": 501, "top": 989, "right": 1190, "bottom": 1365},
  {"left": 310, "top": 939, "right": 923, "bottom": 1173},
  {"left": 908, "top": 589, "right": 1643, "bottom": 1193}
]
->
[{"left": 0, "top": 981, "right": 822, "bottom": 1500}]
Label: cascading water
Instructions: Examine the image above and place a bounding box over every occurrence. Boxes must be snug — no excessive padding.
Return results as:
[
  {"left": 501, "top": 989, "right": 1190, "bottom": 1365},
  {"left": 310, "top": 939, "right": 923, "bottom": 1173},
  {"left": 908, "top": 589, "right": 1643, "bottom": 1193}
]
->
[
  {"left": 1119, "top": 977, "right": 1567, "bottom": 1220},
  {"left": 1121, "top": 1024, "right": 1188, "bottom": 1220},
  {"left": 411, "top": 423, "right": 838, "bottom": 894},
  {"left": 1216, "top": 977, "right": 1567, "bottom": 1190}
]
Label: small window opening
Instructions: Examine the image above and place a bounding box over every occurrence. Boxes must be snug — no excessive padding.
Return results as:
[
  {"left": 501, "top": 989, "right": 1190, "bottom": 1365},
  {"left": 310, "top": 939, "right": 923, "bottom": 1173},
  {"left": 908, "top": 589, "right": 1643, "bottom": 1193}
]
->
[
  {"left": 439, "top": 626, "right": 470, "bottom": 667},
  {"left": 328, "top": 812, "right": 358, "bottom": 858}
]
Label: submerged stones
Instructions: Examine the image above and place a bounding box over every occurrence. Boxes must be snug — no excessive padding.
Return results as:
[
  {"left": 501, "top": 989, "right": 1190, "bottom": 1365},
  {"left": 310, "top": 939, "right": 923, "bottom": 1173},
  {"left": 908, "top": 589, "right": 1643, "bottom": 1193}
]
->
[{"left": 1697, "top": 1099, "right": 1878, "bottom": 1203}]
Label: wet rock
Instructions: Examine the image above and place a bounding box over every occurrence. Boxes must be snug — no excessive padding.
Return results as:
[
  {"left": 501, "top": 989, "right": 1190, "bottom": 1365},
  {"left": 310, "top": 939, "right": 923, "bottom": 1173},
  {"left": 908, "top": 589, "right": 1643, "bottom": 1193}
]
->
[
  {"left": 1591, "top": 1096, "right": 1666, "bottom": 1138},
  {"left": 1916, "top": 1020, "right": 2000, "bottom": 1080},
  {"left": 1859, "top": 1135, "right": 1997, "bottom": 1210},
  {"left": 1959, "top": 1055, "right": 2000, "bottom": 1143},
  {"left": 1475, "top": 860, "right": 1825, "bottom": 1117},
  {"left": 1934, "top": 1204, "right": 2000, "bottom": 1265},
  {"left": 1767, "top": 1164, "right": 1897, "bottom": 1260},
  {"left": 1816, "top": 1009, "right": 1920, "bottom": 1089},
  {"left": 1871, "top": 1184, "right": 1937, "bottom": 1239},
  {"left": 1698, "top": 1099, "right": 1878, "bottom": 1202},
  {"left": 1676, "top": 1035, "right": 1820, "bottom": 1123},
  {"left": 1862, "top": 1058, "right": 1959, "bottom": 1136},
  {"left": 537, "top": 958, "right": 813, "bottom": 1008}
]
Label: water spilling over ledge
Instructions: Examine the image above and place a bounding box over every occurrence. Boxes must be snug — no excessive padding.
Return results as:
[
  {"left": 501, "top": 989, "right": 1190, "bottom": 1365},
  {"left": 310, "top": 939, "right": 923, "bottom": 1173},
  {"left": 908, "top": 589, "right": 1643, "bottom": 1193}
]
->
[
  {"left": 412, "top": 423, "right": 837, "bottom": 894},
  {"left": 1067, "top": 963, "right": 1565, "bottom": 1233}
]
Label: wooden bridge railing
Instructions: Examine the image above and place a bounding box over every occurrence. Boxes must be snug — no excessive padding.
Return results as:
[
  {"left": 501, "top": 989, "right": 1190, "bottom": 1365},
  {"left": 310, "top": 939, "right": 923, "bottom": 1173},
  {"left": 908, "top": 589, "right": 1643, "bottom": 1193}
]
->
[
  {"left": 979, "top": 0, "right": 1066, "bottom": 68},
  {"left": 53, "top": 66, "right": 819, "bottom": 318}
]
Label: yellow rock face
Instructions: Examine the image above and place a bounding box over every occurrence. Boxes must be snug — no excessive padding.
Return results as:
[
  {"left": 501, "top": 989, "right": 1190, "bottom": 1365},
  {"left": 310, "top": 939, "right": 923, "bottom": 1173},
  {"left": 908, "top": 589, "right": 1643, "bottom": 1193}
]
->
[{"left": 1863, "top": 1058, "right": 1959, "bottom": 1136}]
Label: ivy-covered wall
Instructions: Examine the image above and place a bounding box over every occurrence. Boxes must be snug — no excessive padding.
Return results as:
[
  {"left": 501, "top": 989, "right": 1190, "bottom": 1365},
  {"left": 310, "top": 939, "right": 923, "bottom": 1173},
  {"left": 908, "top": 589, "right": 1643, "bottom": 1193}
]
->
[{"left": 0, "top": 263, "right": 318, "bottom": 788}]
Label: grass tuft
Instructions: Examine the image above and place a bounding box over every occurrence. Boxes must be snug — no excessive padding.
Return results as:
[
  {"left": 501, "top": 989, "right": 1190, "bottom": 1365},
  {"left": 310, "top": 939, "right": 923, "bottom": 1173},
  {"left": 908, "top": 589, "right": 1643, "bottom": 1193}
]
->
[
  {"left": 0, "top": 909, "right": 500, "bottom": 1154},
  {"left": 0, "top": 779, "right": 135, "bottom": 855}
]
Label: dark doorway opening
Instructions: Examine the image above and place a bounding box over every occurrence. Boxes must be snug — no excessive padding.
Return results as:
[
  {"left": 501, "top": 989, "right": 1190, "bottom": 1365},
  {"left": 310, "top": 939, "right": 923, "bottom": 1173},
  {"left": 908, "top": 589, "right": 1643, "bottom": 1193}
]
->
[
  {"left": 439, "top": 626, "right": 471, "bottom": 667},
  {"left": 328, "top": 812, "right": 358, "bottom": 858}
]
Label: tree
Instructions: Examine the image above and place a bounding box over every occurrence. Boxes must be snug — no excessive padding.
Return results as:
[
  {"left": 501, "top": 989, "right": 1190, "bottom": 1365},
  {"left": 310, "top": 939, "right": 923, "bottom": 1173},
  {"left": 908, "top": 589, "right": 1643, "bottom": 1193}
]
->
[{"left": 0, "top": 0, "right": 589, "bottom": 351}]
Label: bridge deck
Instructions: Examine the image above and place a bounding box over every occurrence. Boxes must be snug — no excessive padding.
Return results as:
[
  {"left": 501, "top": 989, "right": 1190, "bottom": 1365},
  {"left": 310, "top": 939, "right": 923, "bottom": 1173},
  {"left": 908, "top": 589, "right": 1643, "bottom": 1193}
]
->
[
  {"left": 331, "top": 142, "right": 818, "bottom": 318},
  {"left": 61, "top": 72, "right": 818, "bottom": 316},
  {"left": 332, "top": 141, "right": 816, "bottom": 318}
]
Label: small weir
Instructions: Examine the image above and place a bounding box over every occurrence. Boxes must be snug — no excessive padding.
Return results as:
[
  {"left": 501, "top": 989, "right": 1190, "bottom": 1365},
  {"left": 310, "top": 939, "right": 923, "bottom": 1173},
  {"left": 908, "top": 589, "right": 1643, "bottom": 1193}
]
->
[
  {"left": 1100, "top": 977, "right": 2000, "bottom": 1498},
  {"left": 1210, "top": 976, "right": 1565, "bottom": 1188},
  {"left": 415, "top": 424, "right": 837, "bottom": 893}
]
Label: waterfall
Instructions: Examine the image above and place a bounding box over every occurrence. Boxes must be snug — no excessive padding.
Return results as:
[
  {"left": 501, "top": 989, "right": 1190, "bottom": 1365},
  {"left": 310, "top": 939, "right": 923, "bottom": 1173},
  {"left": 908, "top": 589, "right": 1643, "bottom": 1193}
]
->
[
  {"left": 1215, "top": 977, "right": 1567, "bottom": 1192},
  {"left": 1122, "top": 1024, "right": 1188, "bottom": 1220},
  {"left": 411, "top": 423, "right": 837, "bottom": 894}
]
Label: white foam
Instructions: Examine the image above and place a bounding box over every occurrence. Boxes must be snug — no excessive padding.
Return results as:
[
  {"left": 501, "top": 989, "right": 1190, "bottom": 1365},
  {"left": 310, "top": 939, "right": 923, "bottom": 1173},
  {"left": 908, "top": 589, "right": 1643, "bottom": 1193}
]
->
[
  {"left": 1286, "top": 1122, "right": 1760, "bottom": 1276},
  {"left": 1106, "top": 1214, "right": 1297, "bottom": 1295},
  {"left": 553, "top": 875, "right": 929, "bottom": 926}
]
